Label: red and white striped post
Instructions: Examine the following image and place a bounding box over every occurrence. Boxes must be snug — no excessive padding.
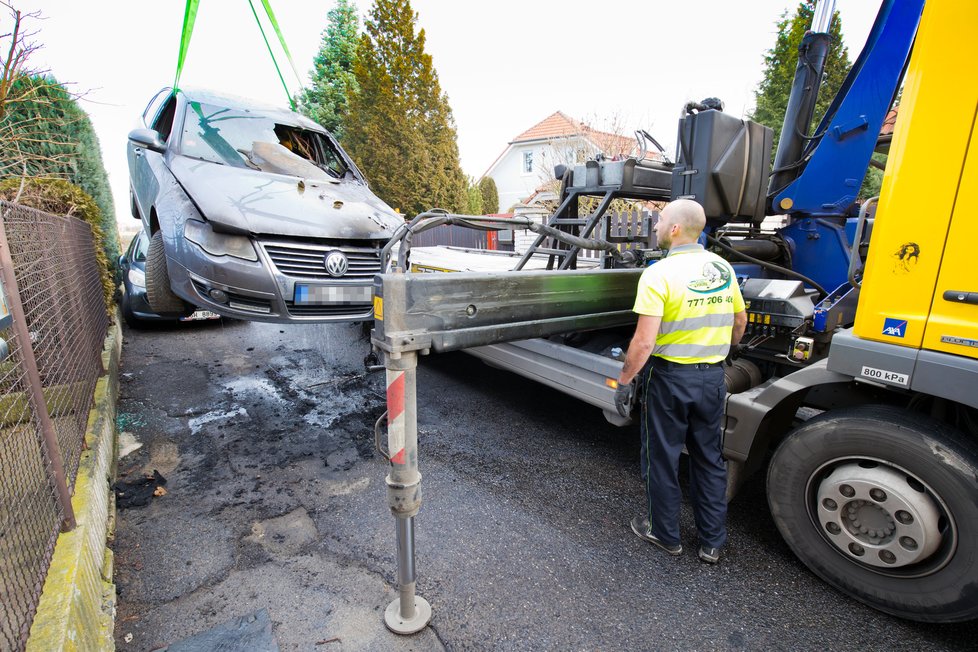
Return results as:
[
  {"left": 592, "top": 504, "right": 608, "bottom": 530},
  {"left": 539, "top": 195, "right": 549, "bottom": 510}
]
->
[{"left": 383, "top": 350, "right": 432, "bottom": 634}]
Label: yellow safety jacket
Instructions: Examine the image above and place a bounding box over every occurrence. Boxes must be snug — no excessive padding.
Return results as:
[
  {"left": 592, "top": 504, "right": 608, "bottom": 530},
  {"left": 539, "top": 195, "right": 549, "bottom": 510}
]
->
[{"left": 633, "top": 243, "right": 745, "bottom": 364}]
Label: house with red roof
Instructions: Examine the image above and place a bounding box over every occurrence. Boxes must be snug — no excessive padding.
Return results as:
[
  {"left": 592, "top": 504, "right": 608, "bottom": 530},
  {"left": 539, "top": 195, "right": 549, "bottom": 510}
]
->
[{"left": 481, "top": 111, "right": 654, "bottom": 211}]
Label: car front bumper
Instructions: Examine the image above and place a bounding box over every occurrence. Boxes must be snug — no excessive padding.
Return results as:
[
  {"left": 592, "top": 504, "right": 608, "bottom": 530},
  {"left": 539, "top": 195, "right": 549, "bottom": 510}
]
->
[
  {"left": 166, "top": 238, "right": 378, "bottom": 324},
  {"left": 125, "top": 286, "right": 176, "bottom": 322}
]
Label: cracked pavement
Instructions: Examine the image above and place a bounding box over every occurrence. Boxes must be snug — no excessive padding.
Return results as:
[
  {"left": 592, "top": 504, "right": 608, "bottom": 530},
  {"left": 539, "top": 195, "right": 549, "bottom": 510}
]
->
[
  {"left": 113, "top": 319, "right": 437, "bottom": 651},
  {"left": 112, "top": 319, "right": 977, "bottom": 651}
]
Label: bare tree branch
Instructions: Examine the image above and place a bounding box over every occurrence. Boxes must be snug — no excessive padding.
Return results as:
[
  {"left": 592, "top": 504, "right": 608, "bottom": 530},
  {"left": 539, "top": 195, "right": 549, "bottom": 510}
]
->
[{"left": 0, "top": 3, "right": 85, "bottom": 186}]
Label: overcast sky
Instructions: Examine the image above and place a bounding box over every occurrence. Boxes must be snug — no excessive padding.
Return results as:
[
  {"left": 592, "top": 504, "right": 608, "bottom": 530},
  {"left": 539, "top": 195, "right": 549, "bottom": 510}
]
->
[{"left": 16, "top": 0, "right": 880, "bottom": 230}]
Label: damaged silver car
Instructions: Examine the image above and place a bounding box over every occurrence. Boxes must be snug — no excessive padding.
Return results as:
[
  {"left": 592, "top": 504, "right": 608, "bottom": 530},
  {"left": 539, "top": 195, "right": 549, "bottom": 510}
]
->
[{"left": 127, "top": 87, "right": 402, "bottom": 322}]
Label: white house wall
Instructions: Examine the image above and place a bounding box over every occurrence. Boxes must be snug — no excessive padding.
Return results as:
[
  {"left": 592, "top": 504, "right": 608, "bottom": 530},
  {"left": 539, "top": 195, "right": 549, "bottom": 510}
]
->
[
  {"left": 488, "top": 138, "right": 595, "bottom": 211},
  {"left": 489, "top": 142, "right": 543, "bottom": 212}
]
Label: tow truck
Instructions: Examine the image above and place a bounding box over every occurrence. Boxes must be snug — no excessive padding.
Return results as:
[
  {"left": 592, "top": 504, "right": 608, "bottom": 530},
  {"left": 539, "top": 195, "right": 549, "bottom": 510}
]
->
[{"left": 369, "top": 0, "right": 978, "bottom": 630}]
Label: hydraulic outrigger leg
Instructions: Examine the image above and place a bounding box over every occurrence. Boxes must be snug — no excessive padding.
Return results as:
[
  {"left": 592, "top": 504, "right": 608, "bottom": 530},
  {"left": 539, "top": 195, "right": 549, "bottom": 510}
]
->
[
  {"left": 382, "top": 350, "right": 432, "bottom": 634},
  {"left": 371, "top": 265, "right": 641, "bottom": 633}
]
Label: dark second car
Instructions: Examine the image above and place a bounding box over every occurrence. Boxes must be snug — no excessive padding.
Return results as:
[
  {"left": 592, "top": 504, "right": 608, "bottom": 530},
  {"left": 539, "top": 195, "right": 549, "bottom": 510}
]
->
[
  {"left": 127, "top": 87, "right": 403, "bottom": 323},
  {"left": 119, "top": 230, "right": 220, "bottom": 328}
]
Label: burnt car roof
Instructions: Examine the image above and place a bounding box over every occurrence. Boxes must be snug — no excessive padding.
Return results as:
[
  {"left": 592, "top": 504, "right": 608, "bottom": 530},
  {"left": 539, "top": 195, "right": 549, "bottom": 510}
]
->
[{"left": 168, "top": 86, "right": 325, "bottom": 132}]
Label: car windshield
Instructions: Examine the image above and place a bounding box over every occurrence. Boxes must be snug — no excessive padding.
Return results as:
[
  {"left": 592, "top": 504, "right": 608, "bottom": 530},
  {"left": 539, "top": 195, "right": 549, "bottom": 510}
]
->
[{"left": 179, "top": 101, "right": 352, "bottom": 179}]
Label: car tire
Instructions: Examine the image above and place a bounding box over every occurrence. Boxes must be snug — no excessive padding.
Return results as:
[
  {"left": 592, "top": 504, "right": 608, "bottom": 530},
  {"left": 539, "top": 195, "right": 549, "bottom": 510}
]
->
[
  {"left": 146, "top": 230, "right": 191, "bottom": 315},
  {"left": 767, "top": 405, "right": 978, "bottom": 622}
]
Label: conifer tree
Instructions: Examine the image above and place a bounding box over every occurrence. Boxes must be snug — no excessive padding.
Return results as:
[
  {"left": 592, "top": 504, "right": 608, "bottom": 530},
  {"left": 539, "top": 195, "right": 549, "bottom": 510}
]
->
[
  {"left": 0, "top": 75, "right": 120, "bottom": 279},
  {"left": 1, "top": 6, "right": 120, "bottom": 280},
  {"left": 298, "top": 0, "right": 359, "bottom": 138},
  {"left": 478, "top": 176, "right": 498, "bottom": 214},
  {"left": 465, "top": 178, "right": 483, "bottom": 215},
  {"left": 342, "top": 0, "right": 467, "bottom": 216}
]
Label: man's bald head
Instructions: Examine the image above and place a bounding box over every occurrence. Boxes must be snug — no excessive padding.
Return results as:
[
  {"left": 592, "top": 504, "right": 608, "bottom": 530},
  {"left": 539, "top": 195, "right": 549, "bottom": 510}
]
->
[{"left": 661, "top": 199, "right": 707, "bottom": 240}]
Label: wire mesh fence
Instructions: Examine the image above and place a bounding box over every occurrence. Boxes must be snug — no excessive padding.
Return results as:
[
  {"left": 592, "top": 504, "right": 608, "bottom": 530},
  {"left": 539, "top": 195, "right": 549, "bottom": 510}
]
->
[{"left": 0, "top": 201, "right": 109, "bottom": 651}]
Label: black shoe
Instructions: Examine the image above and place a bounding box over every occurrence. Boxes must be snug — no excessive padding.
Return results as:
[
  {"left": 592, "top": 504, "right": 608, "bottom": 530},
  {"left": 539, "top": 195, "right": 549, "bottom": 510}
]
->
[
  {"left": 630, "top": 516, "right": 682, "bottom": 555},
  {"left": 698, "top": 546, "right": 720, "bottom": 564}
]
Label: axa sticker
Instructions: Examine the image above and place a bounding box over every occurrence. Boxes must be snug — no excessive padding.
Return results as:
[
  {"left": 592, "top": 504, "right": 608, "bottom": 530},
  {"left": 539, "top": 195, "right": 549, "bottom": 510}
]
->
[
  {"left": 687, "top": 261, "right": 731, "bottom": 294},
  {"left": 882, "top": 318, "right": 907, "bottom": 338}
]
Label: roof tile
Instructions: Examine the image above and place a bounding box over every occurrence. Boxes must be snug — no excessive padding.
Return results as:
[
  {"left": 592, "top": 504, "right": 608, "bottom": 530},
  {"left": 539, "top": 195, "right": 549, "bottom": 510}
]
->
[{"left": 512, "top": 111, "right": 644, "bottom": 158}]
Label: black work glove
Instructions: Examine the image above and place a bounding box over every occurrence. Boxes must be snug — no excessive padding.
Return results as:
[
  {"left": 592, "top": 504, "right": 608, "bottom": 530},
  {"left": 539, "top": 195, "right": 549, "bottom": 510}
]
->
[
  {"left": 724, "top": 344, "right": 744, "bottom": 366},
  {"left": 614, "top": 381, "right": 635, "bottom": 418}
]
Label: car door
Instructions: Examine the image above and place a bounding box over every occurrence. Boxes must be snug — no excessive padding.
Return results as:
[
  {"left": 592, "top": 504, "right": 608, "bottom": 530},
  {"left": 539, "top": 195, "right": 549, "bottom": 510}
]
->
[
  {"left": 129, "top": 90, "right": 178, "bottom": 230},
  {"left": 128, "top": 90, "right": 166, "bottom": 224}
]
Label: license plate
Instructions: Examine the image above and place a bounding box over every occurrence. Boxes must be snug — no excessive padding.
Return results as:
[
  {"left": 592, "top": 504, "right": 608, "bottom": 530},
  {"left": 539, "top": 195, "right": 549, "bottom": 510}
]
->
[
  {"left": 294, "top": 284, "right": 373, "bottom": 304},
  {"left": 180, "top": 309, "right": 220, "bottom": 321}
]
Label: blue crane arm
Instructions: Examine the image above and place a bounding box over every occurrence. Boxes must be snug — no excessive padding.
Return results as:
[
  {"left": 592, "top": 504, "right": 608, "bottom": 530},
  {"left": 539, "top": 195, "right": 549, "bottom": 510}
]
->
[{"left": 771, "top": 0, "right": 925, "bottom": 218}]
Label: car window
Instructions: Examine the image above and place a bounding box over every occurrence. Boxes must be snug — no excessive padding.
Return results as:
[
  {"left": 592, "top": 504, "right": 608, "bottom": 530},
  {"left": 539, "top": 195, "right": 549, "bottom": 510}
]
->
[
  {"left": 142, "top": 89, "right": 169, "bottom": 126},
  {"left": 179, "top": 101, "right": 352, "bottom": 178},
  {"left": 131, "top": 233, "right": 148, "bottom": 263},
  {"left": 152, "top": 96, "right": 178, "bottom": 142}
]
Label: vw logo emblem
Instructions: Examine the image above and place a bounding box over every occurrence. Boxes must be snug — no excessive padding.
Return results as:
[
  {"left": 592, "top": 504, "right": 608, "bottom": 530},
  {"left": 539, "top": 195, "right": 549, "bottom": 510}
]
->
[{"left": 324, "top": 250, "right": 349, "bottom": 278}]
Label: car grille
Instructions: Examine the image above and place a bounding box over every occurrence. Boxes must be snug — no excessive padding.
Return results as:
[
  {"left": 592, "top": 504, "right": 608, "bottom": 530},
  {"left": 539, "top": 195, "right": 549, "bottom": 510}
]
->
[
  {"left": 260, "top": 239, "right": 383, "bottom": 281},
  {"left": 284, "top": 301, "right": 373, "bottom": 318}
]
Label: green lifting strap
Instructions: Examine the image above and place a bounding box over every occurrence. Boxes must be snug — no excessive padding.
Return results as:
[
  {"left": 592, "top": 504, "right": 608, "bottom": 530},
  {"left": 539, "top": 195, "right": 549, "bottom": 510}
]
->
[
  {"left": 247, "top": 0, "right": 296, "bottom": 110},
  {"left": 173, "top": 0, "right": 200, "bottom": 92},
  {"left": 259, "top": 0, "right": 302, "bottom": 83}
]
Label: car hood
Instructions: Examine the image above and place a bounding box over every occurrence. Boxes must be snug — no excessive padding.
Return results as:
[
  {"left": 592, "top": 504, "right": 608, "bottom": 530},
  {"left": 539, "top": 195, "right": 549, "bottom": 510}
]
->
[{"left": 168, "top": 156, "right": 403, "bottom": 239}]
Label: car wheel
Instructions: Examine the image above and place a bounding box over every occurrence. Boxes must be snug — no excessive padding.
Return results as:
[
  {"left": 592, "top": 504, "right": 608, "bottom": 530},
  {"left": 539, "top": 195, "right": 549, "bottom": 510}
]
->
[
  {"left": 767, "top": 405, "right": 978, "bottom": 622},
  {"left": 146, "top": 230, "right": 191, "bottom": 315}
]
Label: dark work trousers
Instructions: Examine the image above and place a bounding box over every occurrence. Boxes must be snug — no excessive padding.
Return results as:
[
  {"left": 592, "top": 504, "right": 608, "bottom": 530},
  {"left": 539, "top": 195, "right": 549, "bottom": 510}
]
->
[{"left": 639, "top": 358, "right": 727, "bottom": 548}]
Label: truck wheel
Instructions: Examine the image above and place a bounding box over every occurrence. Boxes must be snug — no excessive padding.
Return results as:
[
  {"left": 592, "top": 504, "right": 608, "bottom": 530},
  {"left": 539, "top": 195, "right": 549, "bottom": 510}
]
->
[
  {"left": 146, "top": 230, "right": 191, "bottom": 315},
  {"left": 767, "top": 405, "right": 978, "bottom": 622}
]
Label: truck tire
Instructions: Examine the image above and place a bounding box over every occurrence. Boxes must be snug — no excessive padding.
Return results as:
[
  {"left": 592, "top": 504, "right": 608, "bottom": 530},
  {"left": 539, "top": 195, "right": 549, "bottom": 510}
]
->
[
  {"left": 767, "top": 405, "right": 978, "bottom": 622},
  {"left": 146, "top": 230, "right": 191, "bottom": 315}
]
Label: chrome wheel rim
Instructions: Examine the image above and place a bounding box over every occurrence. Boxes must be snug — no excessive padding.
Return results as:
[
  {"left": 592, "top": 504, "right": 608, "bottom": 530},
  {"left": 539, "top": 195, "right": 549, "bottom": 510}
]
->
[{"left": 806, "top": 457, "right": 957, "bottom": 577}]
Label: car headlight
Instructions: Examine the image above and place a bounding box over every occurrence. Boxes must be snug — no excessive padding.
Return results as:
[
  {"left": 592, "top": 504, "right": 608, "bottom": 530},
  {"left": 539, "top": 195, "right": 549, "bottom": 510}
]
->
[
  {"left": 128, "top": 268, "right": 146, "bottom": 288},
  {"left": 183, "top": 219, "right": 258, "bottom": 261}
]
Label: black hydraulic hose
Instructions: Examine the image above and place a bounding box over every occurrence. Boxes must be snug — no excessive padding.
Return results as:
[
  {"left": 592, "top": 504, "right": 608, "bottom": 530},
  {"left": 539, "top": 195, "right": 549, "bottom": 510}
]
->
[
  {"left": 390, "top": 212, "right": 622, "bottom": 270},
  {"left": 526, "top": 220, "right": 622, "bottom": 257},
  {"left": 636, "top": 129, "right": 672, "bottom": 164},
  {"left": 707, "top": 234, "right": 828, "bottom": 300}
]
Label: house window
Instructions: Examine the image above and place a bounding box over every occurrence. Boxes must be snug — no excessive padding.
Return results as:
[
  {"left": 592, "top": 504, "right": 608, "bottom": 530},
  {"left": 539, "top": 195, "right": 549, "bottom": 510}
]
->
[{"left": 522, "top": 151, "right": 533, "bottom": 174}]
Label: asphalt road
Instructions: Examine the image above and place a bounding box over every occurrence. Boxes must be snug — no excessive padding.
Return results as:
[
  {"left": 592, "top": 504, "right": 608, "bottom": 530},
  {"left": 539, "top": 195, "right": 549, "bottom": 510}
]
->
[{"left": 112, "top": 319, "right": 977, "bottom": 651}]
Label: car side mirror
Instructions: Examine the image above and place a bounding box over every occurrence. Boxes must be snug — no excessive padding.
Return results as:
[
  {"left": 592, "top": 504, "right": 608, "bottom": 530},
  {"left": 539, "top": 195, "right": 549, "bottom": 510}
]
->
[{"left": 128, "top": 128, "right": 166, "bottom": 154}]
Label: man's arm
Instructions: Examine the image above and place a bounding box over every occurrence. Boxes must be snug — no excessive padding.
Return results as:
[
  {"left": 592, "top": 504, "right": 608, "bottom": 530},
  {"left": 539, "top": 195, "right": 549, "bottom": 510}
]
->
[
  {"left": 618, "top": 315, "right": 661, "bottom": 386},
  {"left": 732, "top": 310, "right": 747, "bottom": 346}
]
